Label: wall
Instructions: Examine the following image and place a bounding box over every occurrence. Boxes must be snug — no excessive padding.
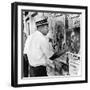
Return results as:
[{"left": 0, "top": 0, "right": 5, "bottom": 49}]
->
[{"left": 0, "top": 0, "right": 89, "bottom": 90}]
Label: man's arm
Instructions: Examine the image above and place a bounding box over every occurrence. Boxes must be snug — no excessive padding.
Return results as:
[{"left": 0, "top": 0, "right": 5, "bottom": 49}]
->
[{"left": 49, "top": 46, "right": 68, "bottom": 60}]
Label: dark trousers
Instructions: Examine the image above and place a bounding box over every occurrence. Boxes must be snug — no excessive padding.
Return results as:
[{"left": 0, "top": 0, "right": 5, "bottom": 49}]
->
[
  {"left": 30, "top": 65, "right": 47, "bottom": 77},
  {"left": 23, "top": 54, "right": 29, "bottom": 77}
]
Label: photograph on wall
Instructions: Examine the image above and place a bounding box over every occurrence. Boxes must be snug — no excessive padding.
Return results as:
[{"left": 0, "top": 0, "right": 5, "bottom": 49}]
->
[
  {"left": 11, "top": 2, "right": 88, "bottom": 87},
  {"left": 22, "top": 11, "right": 81, "bottom": 77}
]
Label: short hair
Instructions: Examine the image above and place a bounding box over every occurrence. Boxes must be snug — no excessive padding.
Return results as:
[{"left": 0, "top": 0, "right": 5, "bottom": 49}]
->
[{"left": 73, "top": 27, "right": 80, "bottom": 34}]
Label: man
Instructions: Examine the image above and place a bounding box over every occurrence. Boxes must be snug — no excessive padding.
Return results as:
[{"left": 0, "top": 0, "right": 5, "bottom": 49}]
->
[
  {"left": 24, "top": 18, "right": 54, "bottom": 77},
  {"left": 24, "top": 18, "right": 68, "bottom": 77},
  {"left": 70, "top": 27, "right": 80, "bottom": 54}
]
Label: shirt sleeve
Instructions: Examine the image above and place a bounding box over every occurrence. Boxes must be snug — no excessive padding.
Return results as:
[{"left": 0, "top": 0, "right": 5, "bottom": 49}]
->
[{"left": 40, "top": 38, "right": 54, "bottom": 58}]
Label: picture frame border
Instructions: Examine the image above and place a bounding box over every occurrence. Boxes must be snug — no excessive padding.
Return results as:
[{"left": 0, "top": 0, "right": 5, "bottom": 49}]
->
[{"left": 11, "top": 2, "right": 88, "bottom": 87}]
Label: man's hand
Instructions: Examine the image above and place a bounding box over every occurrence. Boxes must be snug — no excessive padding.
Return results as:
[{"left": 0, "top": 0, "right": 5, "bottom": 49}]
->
[{"left": 49, "top": 45, "right": 69, "bottom": 60}]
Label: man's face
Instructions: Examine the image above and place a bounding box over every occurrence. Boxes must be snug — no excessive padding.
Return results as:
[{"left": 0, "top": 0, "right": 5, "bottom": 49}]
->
[
  {"left": 71, "top": 31, "right": 80, "bottom": 53},
  {"left": 71, "top": 32, "right": 76, "bottom": 42},
  {"left": 42, "top": 25, "right": 49, "bottom": 35}
]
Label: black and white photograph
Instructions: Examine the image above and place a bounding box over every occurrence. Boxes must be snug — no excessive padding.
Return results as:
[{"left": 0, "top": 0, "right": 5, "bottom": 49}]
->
[
  {"left": 11, "top": 2, "right": 88, "bottom": 87},
  {"left": 22, "top": 11, "right": 81, "bottom": 77}
]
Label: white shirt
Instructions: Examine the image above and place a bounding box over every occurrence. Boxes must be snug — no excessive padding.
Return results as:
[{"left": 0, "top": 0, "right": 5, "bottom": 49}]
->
[{"left": 24, "top": 31, "right": 54, "bottom": 67}]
